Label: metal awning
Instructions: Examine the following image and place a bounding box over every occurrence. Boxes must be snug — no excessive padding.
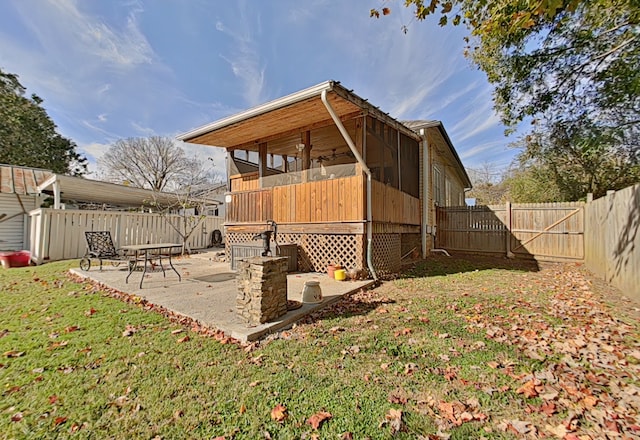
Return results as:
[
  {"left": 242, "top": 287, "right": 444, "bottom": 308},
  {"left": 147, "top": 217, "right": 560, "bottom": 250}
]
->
[{"left": 37, "top": 174, "right": 219, "bottom": 209}]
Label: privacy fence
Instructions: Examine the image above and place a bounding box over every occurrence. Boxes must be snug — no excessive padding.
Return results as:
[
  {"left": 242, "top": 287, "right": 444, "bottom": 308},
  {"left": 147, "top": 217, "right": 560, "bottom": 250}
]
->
[
  {"left": 436, "top": 202, "right": 585, "bottom": 261},
  {"left": 29, "top": 208, "right": 224, "bottom": 264},
  {"left": 435, "top": 183, "right": 640, "bottom": 301}
]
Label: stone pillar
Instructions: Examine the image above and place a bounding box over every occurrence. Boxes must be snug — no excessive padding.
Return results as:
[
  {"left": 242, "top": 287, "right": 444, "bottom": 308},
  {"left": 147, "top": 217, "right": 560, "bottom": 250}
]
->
[{"left": 236, "top": 257, "right": 288, "bottom": 325}]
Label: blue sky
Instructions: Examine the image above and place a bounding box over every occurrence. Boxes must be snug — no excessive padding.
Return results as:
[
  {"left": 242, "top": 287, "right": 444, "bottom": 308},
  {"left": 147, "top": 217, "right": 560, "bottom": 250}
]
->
[{"left": 0, "top": 0, "right": 519, "bottom": 179}]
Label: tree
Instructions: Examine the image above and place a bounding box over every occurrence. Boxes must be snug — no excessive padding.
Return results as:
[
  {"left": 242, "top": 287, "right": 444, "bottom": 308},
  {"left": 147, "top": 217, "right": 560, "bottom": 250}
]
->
[
  {"left": 98, "top": 136, "right": 207, "bottom": 192},
  {"left": 372, "top": 0, "right": 640, "bottom": 199},
  {"left": 0, "top": 68, "right": 87, "bottom": 175}
]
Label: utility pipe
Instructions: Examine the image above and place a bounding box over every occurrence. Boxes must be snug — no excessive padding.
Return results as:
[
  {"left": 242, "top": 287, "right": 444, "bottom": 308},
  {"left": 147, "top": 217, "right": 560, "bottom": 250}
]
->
[
  {"left": 420, "top": 128, "right": 430, "bottom": 258},
  {"left": 321, "top": 90, "right": 378, "bottom": 281}
]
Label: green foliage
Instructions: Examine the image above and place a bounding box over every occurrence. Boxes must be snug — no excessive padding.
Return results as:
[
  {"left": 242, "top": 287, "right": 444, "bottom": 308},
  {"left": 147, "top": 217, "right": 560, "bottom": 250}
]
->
[
  {"left": 1, "top": 257, "right": 638, "bottom": 438},
  {"left": 373, "top": 0, "right": 640, "bottom": 200},
  {"left": 0, "top": 68, "right": 87, "bottom": 175}
]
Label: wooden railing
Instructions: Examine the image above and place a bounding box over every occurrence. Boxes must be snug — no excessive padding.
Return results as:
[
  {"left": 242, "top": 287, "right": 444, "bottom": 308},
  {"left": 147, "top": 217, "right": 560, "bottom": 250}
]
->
[
  {"left": 370, "top": 180, "right": 420, "bottom": 225},
  {"left": 226, "top": 175, "right": 364, "bottom": 224},
  {"left": 29, "top": 208, "right": 224, "bottom": 264},
  {"left": 230, "top": 172, "right": 259, "bottom": 192},
  {"left": 227, "top": 171, "right": 421, "bottom": 226}
]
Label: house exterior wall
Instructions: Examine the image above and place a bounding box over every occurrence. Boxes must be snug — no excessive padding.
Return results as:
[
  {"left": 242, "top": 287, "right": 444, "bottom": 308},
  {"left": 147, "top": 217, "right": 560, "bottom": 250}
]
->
[{"left": 0, "top": 193, "right": 41, "bottom": 251}]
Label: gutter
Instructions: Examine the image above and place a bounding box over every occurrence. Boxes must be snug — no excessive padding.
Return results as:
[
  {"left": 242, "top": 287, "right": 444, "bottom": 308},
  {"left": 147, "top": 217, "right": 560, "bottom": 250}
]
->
[
  {"left": 177, "top": 81, "right": 335, "bottom": 142},
  {"left": 321, "top": 90, "right": 378, "bottom": 281}
]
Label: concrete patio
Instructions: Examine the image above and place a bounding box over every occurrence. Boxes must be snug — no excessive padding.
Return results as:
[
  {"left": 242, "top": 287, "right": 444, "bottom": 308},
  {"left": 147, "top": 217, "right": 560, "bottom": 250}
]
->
[{"left": 70, "top": 251, "right": 374, "bottom": 342}]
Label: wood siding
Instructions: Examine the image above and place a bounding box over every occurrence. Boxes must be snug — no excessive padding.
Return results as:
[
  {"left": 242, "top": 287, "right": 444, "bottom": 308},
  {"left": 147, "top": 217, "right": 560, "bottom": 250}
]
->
[
  {"left": 230, "top": 172, "right": 260, "bottom": 192},
  {"left": 436, "top": 202, "right": 585, "bottom": 261},
  {"left": 227, "top": 175, "right": 365, "bottom": 224},
  {"left": 370, "top": 180, "right": 420, "bottom": 225}
]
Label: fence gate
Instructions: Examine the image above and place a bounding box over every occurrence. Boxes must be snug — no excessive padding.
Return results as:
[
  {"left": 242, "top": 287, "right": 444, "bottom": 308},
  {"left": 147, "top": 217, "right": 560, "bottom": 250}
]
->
[{"left": 436, "top": 202, "right": 585, "bottom": 261}]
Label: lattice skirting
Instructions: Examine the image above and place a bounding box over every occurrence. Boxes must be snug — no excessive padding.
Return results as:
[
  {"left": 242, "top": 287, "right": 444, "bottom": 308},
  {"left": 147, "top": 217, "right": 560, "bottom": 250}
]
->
[
  {"left": 372, "top": 234, "right": 401, "bottom": 278},
  {"left": 226, "top": 231, "right": 419, "bottom": 278},
  {"left": 226, "top": 232, "right": 365, "bottom": 274}
]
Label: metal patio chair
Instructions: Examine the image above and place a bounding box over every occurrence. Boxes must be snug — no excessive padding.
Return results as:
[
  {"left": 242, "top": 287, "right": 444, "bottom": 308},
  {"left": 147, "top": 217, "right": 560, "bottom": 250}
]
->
[{"left": 80, "top": 231, "right": 136, "bottom": 271}]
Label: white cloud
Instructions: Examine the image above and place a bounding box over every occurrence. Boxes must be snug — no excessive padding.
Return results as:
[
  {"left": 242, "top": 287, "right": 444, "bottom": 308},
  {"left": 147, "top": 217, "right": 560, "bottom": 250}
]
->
[
  {"left": 98, "top": 114, "right": 108, "bottom": 122},
  {"left": 215, "top": 4, "right": 268, "bottom": 107}
]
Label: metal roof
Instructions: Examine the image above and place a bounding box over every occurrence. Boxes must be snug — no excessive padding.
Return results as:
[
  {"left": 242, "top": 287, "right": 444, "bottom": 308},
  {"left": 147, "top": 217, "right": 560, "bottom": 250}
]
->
[
  {"left": 0, "top": 164, "right": 53, "bottom": 195},
  {"left": 37, "top": 174, "right": 219, "bottom": 208}
]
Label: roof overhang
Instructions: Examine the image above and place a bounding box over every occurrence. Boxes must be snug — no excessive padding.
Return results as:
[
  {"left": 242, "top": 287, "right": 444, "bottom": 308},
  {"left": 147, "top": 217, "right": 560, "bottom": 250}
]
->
[
  {"left": 177, "top": 80, "right": 420, "bottom": 150},
  {"left": 404, "top": 120, "right": 473, "bottom": 189},
  {"left": 37, "top": 174, "right": 219, "bottom": 208}
]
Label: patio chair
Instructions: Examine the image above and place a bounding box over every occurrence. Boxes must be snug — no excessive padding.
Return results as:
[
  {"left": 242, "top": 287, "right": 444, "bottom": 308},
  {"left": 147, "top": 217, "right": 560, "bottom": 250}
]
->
[{"left": 80, "top": 231, "right": 135, "bottom": 271}]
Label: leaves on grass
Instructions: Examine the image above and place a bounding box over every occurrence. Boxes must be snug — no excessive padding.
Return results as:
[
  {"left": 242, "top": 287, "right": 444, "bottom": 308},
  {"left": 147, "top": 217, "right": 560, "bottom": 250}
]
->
[
  {"left": 270, "top": 404, "right": 287, "bottom": 422},
  {"left": 306, "top": 411, "right": 332, "bottom": 430},
  {"left": 11, "top": 412, "right": 23, "bottom": 422},
  {"left": 53, "top": 416, "right": 67, "bottom": 426},
  {"left": 122, "top": 325, "right": 137, "bottom": 337},
  {"left": 380, "top": 408, "right": 403, "bottom": 435},
  {"left": 84, "top": 307, "right": 97, "bottom": 316},
  {"left": 4, "top": 350, "right": 25, "bottom": 358}
]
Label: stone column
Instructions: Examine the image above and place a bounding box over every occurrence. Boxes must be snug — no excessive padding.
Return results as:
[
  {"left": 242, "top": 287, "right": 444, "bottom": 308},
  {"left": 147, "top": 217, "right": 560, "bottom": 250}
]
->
[{"left": 236, "top": 257, "right": 288, "bottom": 325}]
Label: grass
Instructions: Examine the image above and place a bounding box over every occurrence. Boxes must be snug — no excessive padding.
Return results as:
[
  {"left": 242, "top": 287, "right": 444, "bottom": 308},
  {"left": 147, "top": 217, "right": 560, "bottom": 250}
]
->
[{"left": 1, "top": 256, "right": 638, "bottom": 439}]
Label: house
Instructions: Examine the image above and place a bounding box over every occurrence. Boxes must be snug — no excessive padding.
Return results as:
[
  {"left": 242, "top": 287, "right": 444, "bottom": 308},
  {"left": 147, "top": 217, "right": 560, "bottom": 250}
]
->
[
  {"left": 177, "top": 81, "right": 471, "bottom": 278},
  {"left": 0, "top": 164, "right": 52, "bottom": 251}
]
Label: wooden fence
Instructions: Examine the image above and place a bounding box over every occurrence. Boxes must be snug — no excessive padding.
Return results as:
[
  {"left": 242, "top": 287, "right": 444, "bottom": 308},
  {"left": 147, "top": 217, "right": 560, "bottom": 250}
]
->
[
  {"left": 436, "top": 202, "right": 585, "bottom": 261},
  {"left": 584, "top": 184, "right": 640, "bottom": 301},
  {"left": 29, "top": 208, "right": 224, "bottom": 264}
]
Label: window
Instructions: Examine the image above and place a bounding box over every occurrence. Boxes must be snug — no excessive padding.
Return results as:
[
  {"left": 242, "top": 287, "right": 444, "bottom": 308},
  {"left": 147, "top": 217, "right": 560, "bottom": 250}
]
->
[
  {"left": 433, "top": 166, "right": 443, "bottom": 206},
  {"left": 445, "top": 177, "right": 452, "bottom": 206}
]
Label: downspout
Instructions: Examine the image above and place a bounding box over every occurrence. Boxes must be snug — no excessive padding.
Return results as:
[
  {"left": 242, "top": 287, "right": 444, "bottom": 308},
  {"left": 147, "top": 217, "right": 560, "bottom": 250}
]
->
[
  {"left": 321, "top": 90, "right": 378, "bottom": 281},
  {"left": 421, "top": 128, "right": 430, "bottom": 259}
]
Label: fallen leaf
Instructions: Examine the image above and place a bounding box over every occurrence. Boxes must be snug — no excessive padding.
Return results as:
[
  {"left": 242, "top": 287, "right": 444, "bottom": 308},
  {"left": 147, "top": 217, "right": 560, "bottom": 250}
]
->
[
  {"left": 239, "top": 404, "right": 246, "bottom": 414},
  {"left": 383, "top": 408, "right": 403, "bottom": 434},
  {"left": 54, "top": 416, "right": 67, "bottom": 426},
  {"left": 11, "top": 412, "right": 23, "bottom": 422},
  {"left": 540, "top": 401, "right": 556, "bottom": 416},
  {"left": 270, "top": 404, "right": 287, "bottom": 422},
  {"left": 171, "top": 329, "right": 184, "bottom": 334},
  {"left": 177, "top": 335, "right": 190, "bottom": 343},
  {"left": 306, "top": 411, "right": 332, "bottom": 430},
  {"left": 65, "top": 326, "right": 79, "bottom": 333},
  {"left": 249, "top": 380, "right": 261, "bottom": 387},
  {"left": 84, "top": 308, "right": 97, "bottom": 316},
  {"left": 341, "top": 433, "right": 353, "bottom": 440},
  {"left": 122, "top": 325, "right": 137, "bottom": 337},
  {"left": 49, "top": 395, "right": 59, "bottom": 404},
  {"left": 516, "top": 380, "right": 539, "bottom": 398},
  {"left": 4, "top": 351, "right": 25, "bottom": 358}
]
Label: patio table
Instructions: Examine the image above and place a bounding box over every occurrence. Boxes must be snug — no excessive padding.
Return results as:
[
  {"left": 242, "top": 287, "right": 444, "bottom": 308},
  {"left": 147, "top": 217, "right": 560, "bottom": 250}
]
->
[{"left": 121, "top": 243, "right": 182, "bottom": 288}]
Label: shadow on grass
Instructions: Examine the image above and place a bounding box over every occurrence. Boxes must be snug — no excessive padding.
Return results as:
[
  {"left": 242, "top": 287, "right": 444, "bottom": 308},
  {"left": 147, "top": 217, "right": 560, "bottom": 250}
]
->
[{"left": 399, "top": 252, "right": 540, "bottom": 279}]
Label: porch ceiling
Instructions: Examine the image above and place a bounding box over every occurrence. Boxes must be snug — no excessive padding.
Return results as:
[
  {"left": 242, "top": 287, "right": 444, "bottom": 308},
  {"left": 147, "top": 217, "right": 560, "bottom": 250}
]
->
[{"left": 177, "top": 80, "right": 420, "bottom": 153}]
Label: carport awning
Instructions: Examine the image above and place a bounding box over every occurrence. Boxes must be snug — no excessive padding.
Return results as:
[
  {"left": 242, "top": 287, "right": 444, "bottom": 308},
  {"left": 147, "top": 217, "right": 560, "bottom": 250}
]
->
[{"left": 37, "top": 174, "right": 218, "bottom": 209}]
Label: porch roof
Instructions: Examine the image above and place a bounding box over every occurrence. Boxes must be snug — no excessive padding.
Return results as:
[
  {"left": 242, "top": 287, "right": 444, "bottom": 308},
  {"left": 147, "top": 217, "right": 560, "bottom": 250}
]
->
[
  {"left": 37, "top": 174, "right": 219, "bottom": 209},
  {"left": 176, "top": 80, "right": 421, "bottom": 152}
]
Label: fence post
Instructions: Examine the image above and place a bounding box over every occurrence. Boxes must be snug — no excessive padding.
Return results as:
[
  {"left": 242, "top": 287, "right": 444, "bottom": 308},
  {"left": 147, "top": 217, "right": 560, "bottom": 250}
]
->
[{"left": 505, "top": 202, "right": 514, "bottom": 258}]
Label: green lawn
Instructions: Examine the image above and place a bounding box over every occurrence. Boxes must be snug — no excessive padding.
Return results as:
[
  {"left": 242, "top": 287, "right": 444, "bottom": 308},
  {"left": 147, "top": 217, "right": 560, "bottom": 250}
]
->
[{"left": 1, "top": 257, "right": 638, "bottom": 439}]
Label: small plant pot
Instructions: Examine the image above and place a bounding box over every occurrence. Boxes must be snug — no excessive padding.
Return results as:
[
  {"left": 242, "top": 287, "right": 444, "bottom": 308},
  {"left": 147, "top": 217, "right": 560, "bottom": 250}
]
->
[
  {"left": 327, "top": 264, "right": 341, "bottom": 278},
  {"left": 334, "top": 268, "right": 347, "bottom": 281},
  {"left": 0, "top": 250, "right": 31, "bottom": 268}
]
